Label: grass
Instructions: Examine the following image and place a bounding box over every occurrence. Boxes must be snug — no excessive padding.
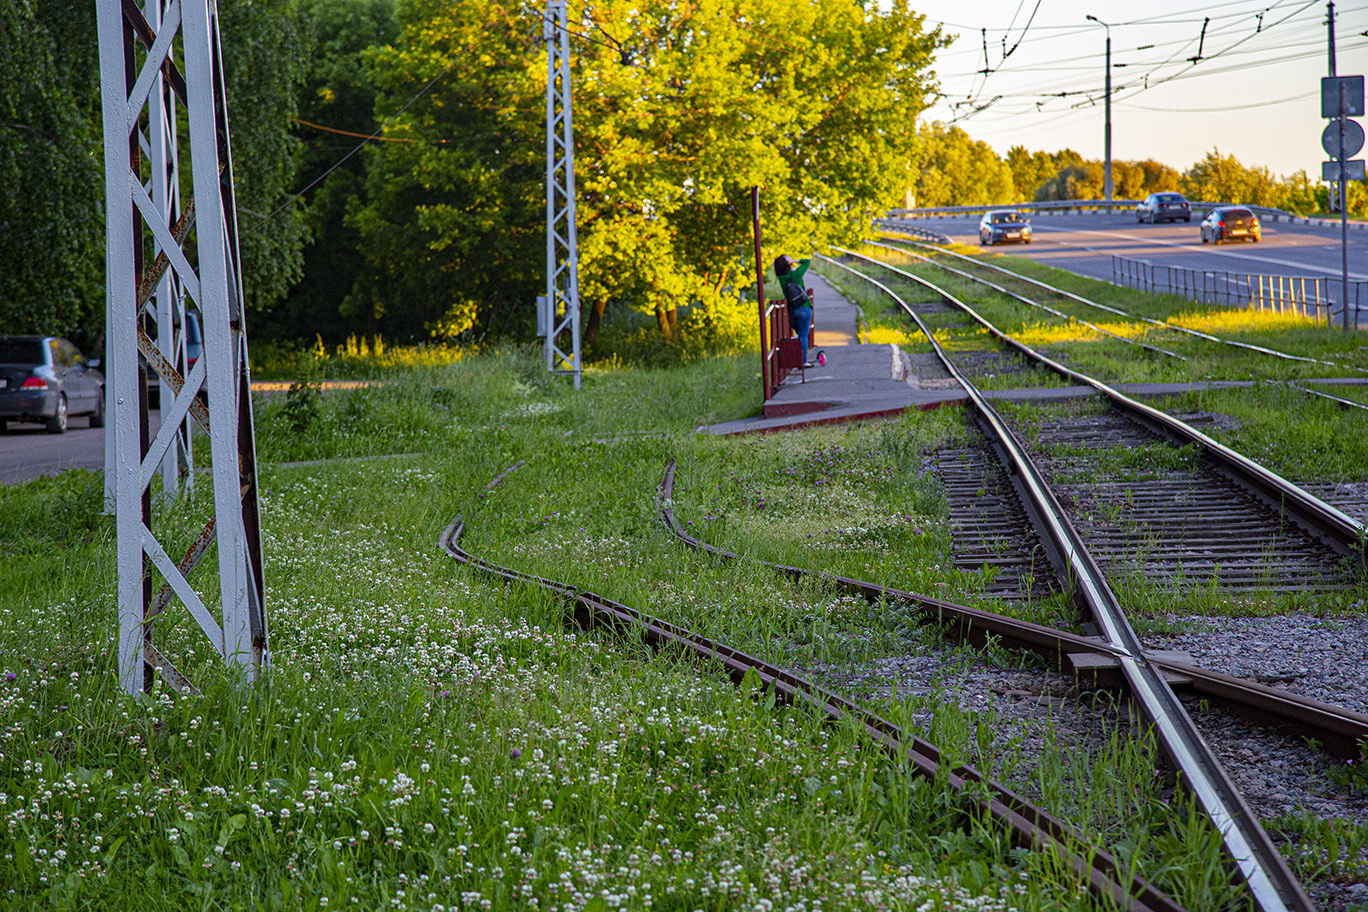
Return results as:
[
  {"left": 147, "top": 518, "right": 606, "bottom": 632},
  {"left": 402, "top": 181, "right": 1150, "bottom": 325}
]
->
[{"left": 5, "top": 313, "right": 1368, "bottom": 910}]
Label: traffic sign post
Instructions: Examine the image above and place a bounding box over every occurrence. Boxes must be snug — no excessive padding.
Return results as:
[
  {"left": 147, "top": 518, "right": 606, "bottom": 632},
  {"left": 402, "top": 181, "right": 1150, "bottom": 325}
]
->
[{"left": 1322, "top": 74, "right": 1364, "bottom": 330}]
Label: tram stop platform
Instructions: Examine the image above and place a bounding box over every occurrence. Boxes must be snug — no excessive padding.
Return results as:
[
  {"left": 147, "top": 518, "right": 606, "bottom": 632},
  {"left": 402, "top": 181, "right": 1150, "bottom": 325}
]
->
[
  {"left": 702, "top": 267, "right": 969, "bottom": 436},
  {"left": 699, "top": 262, "right": 1368, "bottom": 437}
]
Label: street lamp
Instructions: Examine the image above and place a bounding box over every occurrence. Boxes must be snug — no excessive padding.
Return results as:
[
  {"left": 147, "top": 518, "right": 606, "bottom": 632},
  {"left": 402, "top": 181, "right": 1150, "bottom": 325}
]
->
[{"left": 1086, "top": 15, "right": 1113, "bottom": 202}]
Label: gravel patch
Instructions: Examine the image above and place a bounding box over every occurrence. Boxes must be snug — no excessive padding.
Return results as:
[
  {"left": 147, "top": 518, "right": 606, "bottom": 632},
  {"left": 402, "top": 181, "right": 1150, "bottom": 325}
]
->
[{"left": 809, "top": 620, "right": 1368, "bottom": 911}]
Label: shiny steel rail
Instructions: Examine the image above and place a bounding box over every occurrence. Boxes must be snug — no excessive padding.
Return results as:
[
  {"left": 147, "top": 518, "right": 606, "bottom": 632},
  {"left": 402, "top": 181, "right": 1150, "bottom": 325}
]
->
[
  {"left": 439, "top": 504, "right": 1189, "bottom": 912},
  {"left": 838, "top": 245, "right": 1368, "bottom": 564},
  {"left": 823, "top": 251, "right": 1323, "bottom": 912},
  {"left": 658, "top": 462, "right": 1368, "bottom": 762}
]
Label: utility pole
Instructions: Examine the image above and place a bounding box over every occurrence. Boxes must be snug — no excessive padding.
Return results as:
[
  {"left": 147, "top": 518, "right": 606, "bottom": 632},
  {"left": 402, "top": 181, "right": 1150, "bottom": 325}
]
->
[
  {"left": 97, "top": 0, "right": 269, "bottom": 694},
  {"left": 543, "top": 0, "right": 582, "bottom": 388},
  {"left": 1087, "top": 16, "right": 1114, "bottom": 202}
]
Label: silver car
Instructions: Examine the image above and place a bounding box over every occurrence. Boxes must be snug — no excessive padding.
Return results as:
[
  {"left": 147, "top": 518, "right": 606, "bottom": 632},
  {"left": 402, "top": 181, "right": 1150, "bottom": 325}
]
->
[{"left": 0, "top": 336, "right": 105, "bottom": 434}]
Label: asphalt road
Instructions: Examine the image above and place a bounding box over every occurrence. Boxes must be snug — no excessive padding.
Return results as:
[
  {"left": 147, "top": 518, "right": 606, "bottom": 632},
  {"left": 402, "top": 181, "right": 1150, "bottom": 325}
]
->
[
  {"left": 887, "top": 212, "right": 1368, "bottom": 291},
  {"left": 0, "top": 411, "right": 161, "bottom": 486}
]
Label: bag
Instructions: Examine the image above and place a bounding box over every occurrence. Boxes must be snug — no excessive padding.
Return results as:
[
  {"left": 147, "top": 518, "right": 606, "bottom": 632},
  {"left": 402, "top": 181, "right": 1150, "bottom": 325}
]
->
[{"left": 783, "top": 280, "right": 810, "bottom": 316}]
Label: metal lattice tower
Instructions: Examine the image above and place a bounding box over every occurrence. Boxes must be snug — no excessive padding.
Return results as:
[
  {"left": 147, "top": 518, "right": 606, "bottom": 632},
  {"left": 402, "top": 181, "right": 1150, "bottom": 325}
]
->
[
  {"left": 97, "top": 0, "right": 268, "bottom": 694},
  {"left": 544, "top": 0, "right": 582, "bottom": 388},
  {"left": 104, "top": 0, "right": 194, "bottom": 510}
]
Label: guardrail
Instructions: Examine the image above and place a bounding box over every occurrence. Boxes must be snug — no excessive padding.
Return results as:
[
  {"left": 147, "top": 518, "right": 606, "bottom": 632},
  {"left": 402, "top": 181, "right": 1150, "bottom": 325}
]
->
[
  {"left": 1111, "top": 255, "right": 1367, "bottom": 327},
  {"left": 887, "top": 199, "right": 1310, "bottom": 223},
  {"left": 882, "top": 221, "right": 953, "bottom": 244}
]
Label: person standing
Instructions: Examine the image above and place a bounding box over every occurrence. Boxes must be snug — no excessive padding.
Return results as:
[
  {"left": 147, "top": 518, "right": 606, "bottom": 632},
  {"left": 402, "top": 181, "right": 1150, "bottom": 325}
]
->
[{"left": 774, "top": 254, "right": 820, "bottom": 368}]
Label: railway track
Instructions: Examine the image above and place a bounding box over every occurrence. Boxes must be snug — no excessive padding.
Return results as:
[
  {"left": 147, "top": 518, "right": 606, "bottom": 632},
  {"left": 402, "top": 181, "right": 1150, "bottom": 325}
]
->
[
  {"left": 808, "top": 250, "right": 1368, "bottom": 912},
  {"left": 440, "top": 491, "right": 1190, "bottom": 912}
]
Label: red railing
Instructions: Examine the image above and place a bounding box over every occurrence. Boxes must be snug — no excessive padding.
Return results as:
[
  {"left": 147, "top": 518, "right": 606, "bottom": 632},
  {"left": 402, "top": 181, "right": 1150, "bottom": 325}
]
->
[{"left": 761, "top": 289, "right": 814, "bottom": 401}]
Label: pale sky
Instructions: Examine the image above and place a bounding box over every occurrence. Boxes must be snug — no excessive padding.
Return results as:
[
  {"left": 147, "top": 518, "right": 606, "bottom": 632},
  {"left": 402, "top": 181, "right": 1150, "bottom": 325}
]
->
[{"left": 904, "top": 0, "right": 1368, "bottom": 181}]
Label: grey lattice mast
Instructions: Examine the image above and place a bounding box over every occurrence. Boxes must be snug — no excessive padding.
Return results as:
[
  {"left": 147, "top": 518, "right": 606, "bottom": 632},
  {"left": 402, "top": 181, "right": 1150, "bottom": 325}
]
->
[
  {"left": 97, "top": 0, "right": 268, "bottom": 694},
  {"left": 103, "top": 0, "right": 195, "bottom": 512},
  {"left": 543, "top": 0, "right": 582, "bottom": 388}
]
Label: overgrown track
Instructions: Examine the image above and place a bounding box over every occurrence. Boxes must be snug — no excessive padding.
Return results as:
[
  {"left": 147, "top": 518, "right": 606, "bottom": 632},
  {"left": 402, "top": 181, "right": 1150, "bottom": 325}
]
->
[
  {"left": 440, "top": 497, "right": 1190, "bottom": 912},
  {"left": 819, "top": 251, "right": 1365, "bottom": 912},
  {"left": 657, "top": 464, "right": 1368, "bottom": 761}
]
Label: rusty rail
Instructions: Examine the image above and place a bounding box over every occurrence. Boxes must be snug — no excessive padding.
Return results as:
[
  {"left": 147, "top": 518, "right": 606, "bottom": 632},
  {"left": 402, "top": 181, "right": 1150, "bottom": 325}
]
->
[{"left": 441, "top": 498, "right": 1189, "bottom": 912}]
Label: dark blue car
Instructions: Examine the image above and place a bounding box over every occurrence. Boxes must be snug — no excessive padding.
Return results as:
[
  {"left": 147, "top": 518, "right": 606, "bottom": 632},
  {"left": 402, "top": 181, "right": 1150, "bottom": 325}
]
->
[
  {"left": 0, "top": 336, "right": 105, "bottom": 433},
  {"left": 978, "top": 210, "right": 1033, "bottom": 246}
]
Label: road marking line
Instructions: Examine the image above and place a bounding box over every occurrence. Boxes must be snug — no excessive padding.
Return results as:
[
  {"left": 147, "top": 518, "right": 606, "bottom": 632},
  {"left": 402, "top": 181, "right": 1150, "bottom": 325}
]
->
[{"left": 1030, "top": 224, "right": 1368, "bottom": 281}]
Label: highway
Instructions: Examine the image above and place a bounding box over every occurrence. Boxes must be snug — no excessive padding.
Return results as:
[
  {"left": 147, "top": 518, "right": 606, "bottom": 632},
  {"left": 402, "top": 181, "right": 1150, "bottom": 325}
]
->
[{"left": 888, "top": 212, "right": 1368, "bottom": 290}]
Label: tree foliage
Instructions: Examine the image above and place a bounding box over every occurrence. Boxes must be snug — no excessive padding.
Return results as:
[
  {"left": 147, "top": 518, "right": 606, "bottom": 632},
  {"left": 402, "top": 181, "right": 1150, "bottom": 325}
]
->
[
  {"left": 0, "top": 0, "right": 103, "bottom": 345},
  {"left": 351, "top": 0, "right": 943, "bottom": 344},
  {"left": 219, "top": 0, "right": 312, "bottom": 314},
  {"left": 912, "top": 123, "right": 1015, "bottom": 207},
  {"left": 260, "top": 0, "right": 398, "bottom": 344},
  {"left": 1006, "top": 146, "right": 1081, "bottom": 203}
]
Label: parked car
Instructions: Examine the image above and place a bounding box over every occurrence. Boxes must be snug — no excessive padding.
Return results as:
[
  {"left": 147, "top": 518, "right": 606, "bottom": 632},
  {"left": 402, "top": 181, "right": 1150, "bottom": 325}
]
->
[
  {"left": 978, "top": 210, "right": 1032, "bottom": 246},
  {"left": 1136, "top": 192, "right": 1191, "bottom": 223},
  {"left": 0, "top": 336, "right": 105, "bottom": 434},
  {"left": 1200, "top": 207, "right": 1261, "bottom": 245},
  {"left": 146, "top": 308, "right": 203, "bottom": 409}
]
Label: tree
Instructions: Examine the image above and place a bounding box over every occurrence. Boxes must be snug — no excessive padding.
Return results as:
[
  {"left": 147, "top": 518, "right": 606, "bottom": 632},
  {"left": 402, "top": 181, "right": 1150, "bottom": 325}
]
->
[
  {"left": 1035, "top": 161, "right": 1103, "bottom": 201},
  {"left": 260, "top": 0, "right": 398, "bottom": 344},
  {"left": 1180, "top": 148, "right": 1278, "bottom": 207},
  {"left": 220, "top": 0, "right": 312, "bottom": 314},
  {"left": 1006, "top": 146, "right": 1082, "bottom": 203},
  {"left": 351, "top": 0, "right": 944, "bottom": 345},
  {"left": 0, "top": 0, "right": 103, "bottom": 345},
  {"left": 913, "top": 123, "right": 1015, "bottom": 207}
]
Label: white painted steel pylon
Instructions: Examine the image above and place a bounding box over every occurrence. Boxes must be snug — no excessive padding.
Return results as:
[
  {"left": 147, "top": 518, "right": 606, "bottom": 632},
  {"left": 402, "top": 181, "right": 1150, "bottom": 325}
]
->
[
  {"left": 544, "top": 0, "right": 582, "bottom": 388},
  {"left": 97, "top": 0, "right": 268, "bottom": 694},
  {"left": 104, "top": 1, "right": 194, "bottom": 510}
]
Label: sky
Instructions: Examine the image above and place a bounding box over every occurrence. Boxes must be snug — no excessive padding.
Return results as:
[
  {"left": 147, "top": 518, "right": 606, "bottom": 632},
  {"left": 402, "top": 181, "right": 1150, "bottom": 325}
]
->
[{"left": 903, "top": 0, "right": 1368, "bottom": 180}]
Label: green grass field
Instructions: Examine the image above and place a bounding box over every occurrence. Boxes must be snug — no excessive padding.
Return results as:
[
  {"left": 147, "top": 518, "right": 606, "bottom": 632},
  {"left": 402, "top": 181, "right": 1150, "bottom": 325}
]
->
[{"left": 3, "top": 258, "right": 1367, "bottom": 910}]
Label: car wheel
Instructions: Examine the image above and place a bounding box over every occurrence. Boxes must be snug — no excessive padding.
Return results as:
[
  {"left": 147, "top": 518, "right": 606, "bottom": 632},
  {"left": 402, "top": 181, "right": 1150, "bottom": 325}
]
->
[
  {"left": 1251, "top": 234, "right": 1260, "bottom": 243},
  {"left": 1184, "top": 216, "right": 1192, "bottom": 223},
  {"left": 0, "top": 418, "right": 7, "bottom": 433},
  {"left": 46, "top": 395, "right": 68, "bottom": 434},
  {"left": 1201, "top": 233, "right": 1209, "bottom": 243},
  {"left": 1024, "top": 237, "right": 1032, "bottom": 244},
  {"left": 90, "top": 388, "right": 106, "bottom": 428}
]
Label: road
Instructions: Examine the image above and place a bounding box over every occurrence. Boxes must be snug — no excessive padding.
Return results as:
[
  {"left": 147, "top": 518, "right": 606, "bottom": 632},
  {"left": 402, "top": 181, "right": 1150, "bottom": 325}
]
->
[
  {"left": 887, "top": 212, "right": 1368, "bottom": 292},
  {"left": 0, "top": 411, "right": 161, "bottom": 486}
]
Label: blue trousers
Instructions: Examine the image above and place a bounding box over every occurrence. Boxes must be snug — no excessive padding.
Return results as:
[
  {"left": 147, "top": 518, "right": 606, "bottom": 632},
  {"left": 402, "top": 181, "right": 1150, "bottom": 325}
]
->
[{"left": 790, "top": 305, "right": 813, "bottom": 364}]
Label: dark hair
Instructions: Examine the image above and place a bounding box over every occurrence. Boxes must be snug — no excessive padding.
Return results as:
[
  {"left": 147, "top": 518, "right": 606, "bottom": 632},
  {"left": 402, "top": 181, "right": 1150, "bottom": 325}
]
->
[{"left": 773, "top": 255, "right": 794, "bottom": 277}]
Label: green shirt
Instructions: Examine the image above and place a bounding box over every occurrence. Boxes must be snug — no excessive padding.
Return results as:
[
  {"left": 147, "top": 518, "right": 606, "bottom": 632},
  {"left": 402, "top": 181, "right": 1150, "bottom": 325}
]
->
[{"left": 778, "top": 258, "right": 811, "bottom": 302}]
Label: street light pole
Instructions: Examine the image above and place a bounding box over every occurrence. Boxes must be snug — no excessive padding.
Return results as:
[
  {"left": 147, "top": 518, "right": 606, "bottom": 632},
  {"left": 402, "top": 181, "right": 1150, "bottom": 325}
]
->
[{"left": 1087, "top": 15, "right": 1113, "bottom": 202}]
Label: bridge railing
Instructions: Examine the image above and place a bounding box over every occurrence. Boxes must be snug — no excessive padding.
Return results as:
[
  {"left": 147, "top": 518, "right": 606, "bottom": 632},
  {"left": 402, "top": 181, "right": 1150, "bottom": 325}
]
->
[
  {"left": 1110, "top": 255, "right": 1367, "bottom": 327},
  {"left": 887, "top": 200, "right": 1307, "bottom": 223}
]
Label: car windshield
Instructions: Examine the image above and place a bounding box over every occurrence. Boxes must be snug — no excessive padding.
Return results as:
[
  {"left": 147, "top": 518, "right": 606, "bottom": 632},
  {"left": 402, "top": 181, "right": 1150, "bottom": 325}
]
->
[
  {"left": 992, "top": 213, "right": 1021, "bottom": 224},
  {"left": 0, "top": 339, "right": 43, "bottom": 364},
  {"left": 1225, "top": 208, "right": 1253, "bottom": 219},
  {"left": 1157, "top": 194, "right": 1184, "bottom": 202}
]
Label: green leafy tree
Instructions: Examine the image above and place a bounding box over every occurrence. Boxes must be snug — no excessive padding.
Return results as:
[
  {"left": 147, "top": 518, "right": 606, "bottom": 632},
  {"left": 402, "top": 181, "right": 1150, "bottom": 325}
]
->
[
  {"left": 0, "top": 0, "right": 103, "bottom": 345},
  {"left": 1034, "top": 161, "right": 1103, "bottom": 201},
  {"left": 1006, "top": 146, "right": 1082, "bottom": 203},
  {"left": 261, "top": 0, "right": 398, "bottom": 345},
  {"left": 913, "top": 122, "right": 1015, "bottom": 207},
  {"left": 352, "top": 0, "right": 943, "bottom": 346},
  {"left": 1180, "top": 148, "right": 1279, "bottom": 207},
  {"left": 220, "top": 0, "right": 312, "bottom": 314}
]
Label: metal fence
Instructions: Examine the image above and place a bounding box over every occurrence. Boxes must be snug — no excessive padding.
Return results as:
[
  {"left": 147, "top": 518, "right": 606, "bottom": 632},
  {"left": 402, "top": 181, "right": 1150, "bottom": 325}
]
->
[{"left": 1111, "top": 255, "right": 1368, "bottom": 327}]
